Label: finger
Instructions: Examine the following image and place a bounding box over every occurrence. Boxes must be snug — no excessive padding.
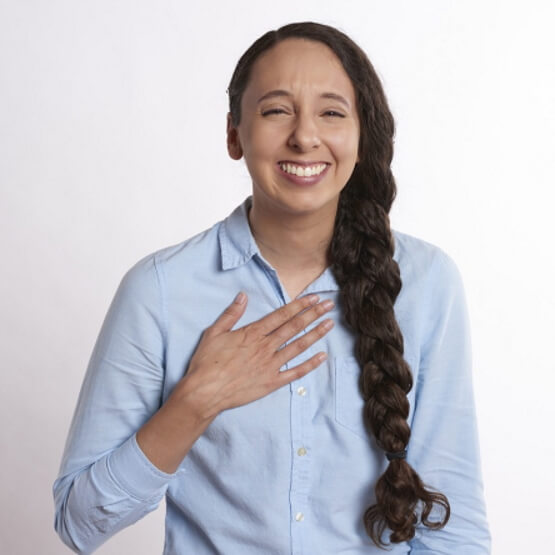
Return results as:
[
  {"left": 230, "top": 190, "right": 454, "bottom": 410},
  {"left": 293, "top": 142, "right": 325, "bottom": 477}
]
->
[
  {"left": 274, "top": 318, "right": 334, "bottom": 368},
  {"left": 274, "top": 351, "right": 328, "bottom": 388},
  {"left": 253, "top": 294, "right": 320, "bottom": 336},
  {"left": 269, "top": 299, "right": 335, "bottom": 347},
  {"left": 209, "top": 292, "right": 248, "bottom": 335}
]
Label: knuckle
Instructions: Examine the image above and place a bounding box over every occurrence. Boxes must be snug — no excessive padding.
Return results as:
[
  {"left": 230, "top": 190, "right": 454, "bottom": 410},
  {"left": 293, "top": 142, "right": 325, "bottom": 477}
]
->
[
  {"left": 284, "top": 305, "right": 298, "bottom": 323},
  {"left": 279, "top": 370, "right": 297, "bottom": 386},
  {"left": 245, "top": 322, "right": 260, "bottom": 339},
  {"left": 240, "top": 329, "right": 257, "bottom": 348},
  {"left": 316, "top": 302, "right": 329, "bottom": 316},
  {"left": 244, "top": 325, "right": 261, "bottom": 343},
  {"left": 296, "top": 314, "right": 314, "bottom": 333},
  {"left": 293, "top": 296, "right": 312, "bottom": 313},
  {"left": 255, "top": 341, "right": 270, "bottom": 359},
  {"left": 305, "top": 304, "right": 322, "bottom": 321},
  {"left": 223, "top": 305, "right": 237, "bottom": 317},
  {"left": 292, "top": 317, "right": 306, "bottom": 334},
  {"left": 295, "top": 336, "right": 310, "bottom": 352}
]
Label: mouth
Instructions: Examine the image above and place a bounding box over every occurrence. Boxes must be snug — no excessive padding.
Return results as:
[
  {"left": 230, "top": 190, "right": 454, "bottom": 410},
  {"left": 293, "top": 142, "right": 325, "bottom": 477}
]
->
[{"left": 277, "top": 161, "right": 329, "bottom": 177}]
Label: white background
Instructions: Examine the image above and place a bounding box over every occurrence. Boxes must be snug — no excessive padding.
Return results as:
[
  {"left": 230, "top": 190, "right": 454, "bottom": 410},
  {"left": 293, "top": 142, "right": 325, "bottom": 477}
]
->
[{"left": 1, "top": 1, "right": 554, "bottom": 553}]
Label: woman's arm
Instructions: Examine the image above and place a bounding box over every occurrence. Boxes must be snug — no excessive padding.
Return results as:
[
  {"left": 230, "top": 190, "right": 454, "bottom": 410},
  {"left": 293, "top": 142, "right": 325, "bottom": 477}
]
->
[
  {"left": 53, "top": 255, "right": 173, "bottom": 553},
  {"left": 408, "top": 251, "right": 491, "bottom": 554},
  {"left": 53, "top": 253, "right": 334, "bottom": 553}
]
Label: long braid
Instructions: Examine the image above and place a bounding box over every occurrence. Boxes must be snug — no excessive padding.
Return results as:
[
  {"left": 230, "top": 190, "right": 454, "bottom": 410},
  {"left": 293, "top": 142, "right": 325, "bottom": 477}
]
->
[
  {"left": 330, "top": 179, "right": 450, "bottom": 544},
  {"left": 228, "top": 21, "right": 450, "bottom": 547}
]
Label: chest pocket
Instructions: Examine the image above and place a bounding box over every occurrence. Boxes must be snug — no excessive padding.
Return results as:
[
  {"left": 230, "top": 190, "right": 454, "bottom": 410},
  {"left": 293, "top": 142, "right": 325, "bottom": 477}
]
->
[
  {"left": 335, "top": 354, "right": 418, "bottom": 441},
  {"left": 334, "top": 356, "right": 368, "bottom": 440}
]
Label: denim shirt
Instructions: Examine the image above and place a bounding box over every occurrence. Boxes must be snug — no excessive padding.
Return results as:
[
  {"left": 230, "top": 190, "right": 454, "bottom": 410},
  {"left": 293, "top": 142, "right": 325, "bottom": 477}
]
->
[{"left": 54, "top": 196, "right": 490, "bottom": 554}]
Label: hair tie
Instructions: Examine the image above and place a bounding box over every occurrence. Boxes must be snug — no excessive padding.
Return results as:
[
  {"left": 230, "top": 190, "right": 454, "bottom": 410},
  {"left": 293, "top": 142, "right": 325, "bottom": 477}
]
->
[{"left": 385, "top": 449, "right": 407, "bottom": 461}]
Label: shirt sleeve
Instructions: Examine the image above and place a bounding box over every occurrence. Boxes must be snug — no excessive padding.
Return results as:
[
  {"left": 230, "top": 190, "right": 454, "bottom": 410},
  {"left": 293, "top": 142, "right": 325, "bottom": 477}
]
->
[
  {"left": 53, "top": 254, "right": 176, "bottom": 554},
  {"left": 407, "top": 251, "right": 491, "bottom": 554}
]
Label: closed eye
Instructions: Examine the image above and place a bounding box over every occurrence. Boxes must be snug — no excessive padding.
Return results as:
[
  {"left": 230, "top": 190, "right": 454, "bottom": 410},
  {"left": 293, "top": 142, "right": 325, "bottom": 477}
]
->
[
  {"left": 261, "top": 108, "right": 288, "bottom": 116},
  {"left": 323, "top": 110, "right": 345, "bottom": 118}
]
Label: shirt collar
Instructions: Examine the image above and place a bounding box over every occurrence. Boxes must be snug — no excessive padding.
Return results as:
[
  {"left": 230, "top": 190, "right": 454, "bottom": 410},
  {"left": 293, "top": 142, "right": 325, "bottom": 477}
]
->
[
  {"left": 218, "top": 196, "right": 340, "bottom": 293},
  {"left": 219, "top": 196, "right": 259, "bottom": 270}
]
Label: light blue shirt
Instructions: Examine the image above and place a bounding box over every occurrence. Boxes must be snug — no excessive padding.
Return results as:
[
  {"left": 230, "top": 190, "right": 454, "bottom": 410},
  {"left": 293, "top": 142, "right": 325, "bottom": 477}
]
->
[{"left": 54, "top": 196, "right": 490, "bottom": 554}]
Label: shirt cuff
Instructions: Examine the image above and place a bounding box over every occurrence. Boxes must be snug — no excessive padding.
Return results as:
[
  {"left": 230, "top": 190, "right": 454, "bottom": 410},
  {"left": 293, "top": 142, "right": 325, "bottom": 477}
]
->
[{"left": 108, "top": 434, "right": 176, "bottom": 501}]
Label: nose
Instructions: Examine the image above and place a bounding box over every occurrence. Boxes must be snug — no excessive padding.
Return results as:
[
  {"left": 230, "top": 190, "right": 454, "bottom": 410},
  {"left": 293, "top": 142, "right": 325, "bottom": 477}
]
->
[{"left": 287, "top": 112, "right": 321, "bottom": 152}]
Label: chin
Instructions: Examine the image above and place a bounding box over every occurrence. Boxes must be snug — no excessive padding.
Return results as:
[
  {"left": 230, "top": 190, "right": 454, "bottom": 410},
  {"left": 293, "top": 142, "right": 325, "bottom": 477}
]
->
[
  {"left": 276, "top": 192, "right": 340, "bottom": 216},
  {"left": 252, "top": 177, "right": 343, "bottom": 217}
]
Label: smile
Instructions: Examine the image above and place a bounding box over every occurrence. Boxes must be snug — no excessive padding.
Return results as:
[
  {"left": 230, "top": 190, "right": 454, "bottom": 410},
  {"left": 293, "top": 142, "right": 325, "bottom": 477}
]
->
[{"left": 278, "top": 162, "right": 328, "bottom": 177}]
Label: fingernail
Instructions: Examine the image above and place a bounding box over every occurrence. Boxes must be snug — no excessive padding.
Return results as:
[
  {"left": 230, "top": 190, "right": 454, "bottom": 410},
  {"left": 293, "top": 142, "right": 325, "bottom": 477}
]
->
[
  {"left": 317, "top": 352, "right": 328, "bottom": 363},
  {"left": 307, "top": 294, "right": 320, "bottom": 304},
  {"left": 322, "top": 319, "right": 334, "bottom": 330},
  {"left": 234, "top": 292, "right": 246, "bottom": 304},
  {"left": 322, "top": 300, "right": 335, "bottom": 310}
]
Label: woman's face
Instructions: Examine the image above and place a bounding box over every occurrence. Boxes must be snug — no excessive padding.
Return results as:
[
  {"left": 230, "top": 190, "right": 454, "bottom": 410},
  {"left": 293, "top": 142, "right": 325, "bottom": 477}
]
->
[{"left": 227, "top": 38, "right": 360, "bottom": 219}]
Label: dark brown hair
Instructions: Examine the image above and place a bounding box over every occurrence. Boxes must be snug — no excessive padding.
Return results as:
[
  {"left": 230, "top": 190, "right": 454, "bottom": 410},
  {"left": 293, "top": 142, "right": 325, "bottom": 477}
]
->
[{"left": 227, "top": 21, "right": 450, "bottom": 547}]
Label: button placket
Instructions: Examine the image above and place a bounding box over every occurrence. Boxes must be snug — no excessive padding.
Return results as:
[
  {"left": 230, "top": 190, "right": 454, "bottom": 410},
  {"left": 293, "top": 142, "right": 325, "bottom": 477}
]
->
[{"left": 289, "top": 327, "right": 314, "bottom": 553}]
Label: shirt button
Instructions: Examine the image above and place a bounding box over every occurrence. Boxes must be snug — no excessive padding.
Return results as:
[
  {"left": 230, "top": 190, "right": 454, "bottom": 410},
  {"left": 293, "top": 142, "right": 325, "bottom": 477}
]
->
[
  {"left": 295, "top": 512, "right": 304, "bottom": 522},
  {"left": 297, "top": 386, "right": 307, "bottom": 396},
  {"left": 297, "top": 447, "right": 307, "bottom": 456}
]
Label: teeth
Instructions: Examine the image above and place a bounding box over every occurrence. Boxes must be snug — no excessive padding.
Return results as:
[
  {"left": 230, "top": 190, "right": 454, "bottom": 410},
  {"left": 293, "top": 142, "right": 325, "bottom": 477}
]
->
[{"left": 280, "top": 163, "right": 327, "bottom": 177}]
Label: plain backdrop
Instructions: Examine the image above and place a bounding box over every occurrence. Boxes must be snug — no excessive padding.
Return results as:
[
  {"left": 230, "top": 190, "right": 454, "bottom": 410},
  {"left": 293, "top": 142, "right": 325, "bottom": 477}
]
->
[{"left": 1, "top": 1, "right": 554, "bottom": 553}]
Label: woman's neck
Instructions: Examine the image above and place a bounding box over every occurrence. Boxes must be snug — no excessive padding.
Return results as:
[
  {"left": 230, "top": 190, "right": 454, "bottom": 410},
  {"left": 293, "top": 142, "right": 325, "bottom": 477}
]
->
[{"left": 247, "top": 198, "right": 337, "bottom": 275}]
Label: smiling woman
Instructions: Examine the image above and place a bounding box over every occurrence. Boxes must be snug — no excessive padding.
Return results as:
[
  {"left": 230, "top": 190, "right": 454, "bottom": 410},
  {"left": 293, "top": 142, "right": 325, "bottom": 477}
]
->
[
  {"left": 228, "top": 38, "right": 360, "bottom": 227},
  {"left": 53, "top": 22, "right": 490, "bottom": 554}
]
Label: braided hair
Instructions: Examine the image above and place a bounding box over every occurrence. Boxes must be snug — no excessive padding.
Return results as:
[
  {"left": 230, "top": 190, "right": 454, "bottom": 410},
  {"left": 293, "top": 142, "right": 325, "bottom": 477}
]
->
[{"left": 227, "top": 21, "right": 450, "bottom": 546}]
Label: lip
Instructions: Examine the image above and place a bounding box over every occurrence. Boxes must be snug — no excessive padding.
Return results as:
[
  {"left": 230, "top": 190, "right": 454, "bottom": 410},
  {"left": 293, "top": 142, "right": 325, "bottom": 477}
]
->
[
  {"left": 276, "top": 161, "right": 331, "bottom": 187},
  {"left": 278, "top": 160, "right": 331, "bottom": 166}
]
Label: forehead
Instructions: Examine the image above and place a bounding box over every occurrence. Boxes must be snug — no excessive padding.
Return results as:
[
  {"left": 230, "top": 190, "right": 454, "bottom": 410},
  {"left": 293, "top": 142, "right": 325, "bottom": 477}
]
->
[{"left": 243, "top": 38, "right": 356, "bottom": 104}]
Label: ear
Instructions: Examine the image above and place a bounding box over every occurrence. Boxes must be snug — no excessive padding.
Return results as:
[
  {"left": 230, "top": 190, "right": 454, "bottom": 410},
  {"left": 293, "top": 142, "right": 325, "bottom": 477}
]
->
[{"left": 226, "top": 113, "right": 243, "bottom": 160}]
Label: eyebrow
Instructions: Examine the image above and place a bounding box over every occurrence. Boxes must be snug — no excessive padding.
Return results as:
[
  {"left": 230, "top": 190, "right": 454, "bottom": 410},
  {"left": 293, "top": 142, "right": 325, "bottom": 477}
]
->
[{"left": 257, "top": 89, "right": 351, "bottom": 109}]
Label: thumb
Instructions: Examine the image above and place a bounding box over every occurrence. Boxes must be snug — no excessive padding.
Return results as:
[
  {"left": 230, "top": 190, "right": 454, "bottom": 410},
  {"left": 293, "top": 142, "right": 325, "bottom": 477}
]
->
[{"left": 210, "top": 292, "right": 248, "bottom": 334}]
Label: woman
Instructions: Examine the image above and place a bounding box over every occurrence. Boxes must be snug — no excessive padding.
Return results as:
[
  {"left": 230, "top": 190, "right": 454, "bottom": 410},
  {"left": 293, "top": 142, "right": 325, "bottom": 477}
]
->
[{"left": 54, "top": 22, "right": 490, "bottom": 553}]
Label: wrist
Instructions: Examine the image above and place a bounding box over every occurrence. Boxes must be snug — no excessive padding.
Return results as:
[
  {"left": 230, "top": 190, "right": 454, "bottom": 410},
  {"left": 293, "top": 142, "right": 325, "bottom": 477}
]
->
[
  {"left": 136, "top": 374, "right": 218, "bottom": 474},
  {"left": 170, "top": 372, "right": 222, "bottom": 426}
]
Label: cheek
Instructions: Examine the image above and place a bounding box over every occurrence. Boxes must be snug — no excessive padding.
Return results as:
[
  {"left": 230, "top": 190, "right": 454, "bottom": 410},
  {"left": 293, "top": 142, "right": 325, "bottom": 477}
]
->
[
  {"left": 242, "top": 117, "right": 294, "bottom": 158},
  {"left": 329, "top": 128, "right": 360, "bottom": 164},
  {"left": 239, "top": 127, "right": 279, "bottom": 185}
]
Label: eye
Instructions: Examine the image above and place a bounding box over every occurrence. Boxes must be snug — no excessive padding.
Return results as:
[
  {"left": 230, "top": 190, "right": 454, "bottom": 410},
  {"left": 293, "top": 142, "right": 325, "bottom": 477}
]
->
[
  {"left": 261, "top": 108, "right": 288, "bottom": 116},
  {"left": 323, "top": 110, "right": 345, "bottom": 118}
]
